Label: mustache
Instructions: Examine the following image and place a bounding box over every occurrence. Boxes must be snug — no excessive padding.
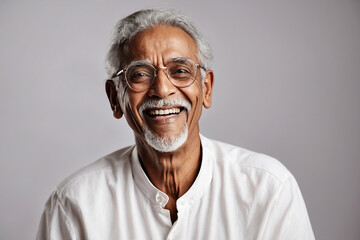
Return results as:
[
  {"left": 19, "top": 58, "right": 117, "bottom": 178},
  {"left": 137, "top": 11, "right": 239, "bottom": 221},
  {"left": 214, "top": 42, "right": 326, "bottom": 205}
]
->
[{"left": 139, "top": 99, "right": 191, "bottom": 115}]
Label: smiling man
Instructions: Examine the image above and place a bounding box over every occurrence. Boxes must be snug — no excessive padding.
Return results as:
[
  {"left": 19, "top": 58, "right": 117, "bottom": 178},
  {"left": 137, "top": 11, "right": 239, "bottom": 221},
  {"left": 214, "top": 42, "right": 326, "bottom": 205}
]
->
[{"left": 37, "top": 9, "right": 315, "bottom": 240}]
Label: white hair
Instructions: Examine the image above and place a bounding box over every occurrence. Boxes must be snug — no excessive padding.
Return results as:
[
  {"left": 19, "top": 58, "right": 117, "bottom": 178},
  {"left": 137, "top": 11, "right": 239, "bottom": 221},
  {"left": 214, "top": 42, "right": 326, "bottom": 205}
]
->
[{"left": 105, "top": 9, "right": 213, "bottom": 79}]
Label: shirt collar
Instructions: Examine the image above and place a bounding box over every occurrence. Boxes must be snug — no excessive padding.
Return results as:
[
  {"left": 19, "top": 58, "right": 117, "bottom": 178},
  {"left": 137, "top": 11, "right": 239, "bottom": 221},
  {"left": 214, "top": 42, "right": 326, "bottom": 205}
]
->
[{"left": 130, "top": 134, "right": 214, "bottom": 210}]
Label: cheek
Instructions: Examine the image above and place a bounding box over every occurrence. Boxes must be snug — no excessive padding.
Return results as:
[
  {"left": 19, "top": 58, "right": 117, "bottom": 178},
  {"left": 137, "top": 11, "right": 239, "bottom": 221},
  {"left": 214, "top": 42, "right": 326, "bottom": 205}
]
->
[
  {"left": 188, "top": 82, "right": 204, "bottom": 105},
  {"left": 121, "top": 91, "right": 146, "bottom": 124},
  {"left": 183, "top": 83, "right": 204, "bottom": 120},
  {"left": 119, "top": 92, "right": 146, "bottom": 135}
]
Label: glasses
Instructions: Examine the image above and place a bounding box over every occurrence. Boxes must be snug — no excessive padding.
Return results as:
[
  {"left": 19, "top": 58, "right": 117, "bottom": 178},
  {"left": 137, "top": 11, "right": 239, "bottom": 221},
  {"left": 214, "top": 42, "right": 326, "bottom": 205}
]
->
[{"left": 113, "top": 57, "right": 205, "bottom": 92}]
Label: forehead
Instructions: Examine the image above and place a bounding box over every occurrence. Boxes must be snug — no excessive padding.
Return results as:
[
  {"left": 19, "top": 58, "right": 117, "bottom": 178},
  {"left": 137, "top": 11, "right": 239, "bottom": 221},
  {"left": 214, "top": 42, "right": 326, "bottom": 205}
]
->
[{"left": 124, "top": 25, "right": 198, "bottom": 65}]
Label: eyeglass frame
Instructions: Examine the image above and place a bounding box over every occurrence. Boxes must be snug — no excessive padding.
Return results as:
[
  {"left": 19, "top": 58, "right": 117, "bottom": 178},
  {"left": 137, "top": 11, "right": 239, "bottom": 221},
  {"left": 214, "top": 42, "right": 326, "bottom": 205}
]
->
[{"left": 111, "top": 57, "right": 206, "bottom": 92}]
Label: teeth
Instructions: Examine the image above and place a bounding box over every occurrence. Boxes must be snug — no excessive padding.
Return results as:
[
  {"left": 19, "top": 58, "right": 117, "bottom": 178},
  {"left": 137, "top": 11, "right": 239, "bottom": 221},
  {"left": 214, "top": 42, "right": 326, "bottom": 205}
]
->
[{"left": 149, "top": 108, "right": 181, "bottom": 116}]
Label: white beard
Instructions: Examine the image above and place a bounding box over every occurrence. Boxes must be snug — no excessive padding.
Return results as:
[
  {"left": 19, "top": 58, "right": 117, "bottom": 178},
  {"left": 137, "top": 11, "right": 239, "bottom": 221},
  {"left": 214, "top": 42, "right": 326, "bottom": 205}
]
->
[{"left": 142, "top": 122, "right": 188, "bottom": 153}]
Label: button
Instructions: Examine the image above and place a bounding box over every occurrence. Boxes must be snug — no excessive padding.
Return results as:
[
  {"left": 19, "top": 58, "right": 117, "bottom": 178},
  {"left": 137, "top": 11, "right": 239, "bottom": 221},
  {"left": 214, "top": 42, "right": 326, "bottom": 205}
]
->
[{"left": 156, "top": 195, "right": 164, "bottom": 203}]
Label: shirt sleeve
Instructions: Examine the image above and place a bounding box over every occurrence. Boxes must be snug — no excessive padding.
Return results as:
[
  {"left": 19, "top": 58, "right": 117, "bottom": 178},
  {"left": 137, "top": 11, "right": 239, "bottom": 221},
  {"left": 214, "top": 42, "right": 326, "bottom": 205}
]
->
[
  {"left": 261, "top": 176, "right": 316, "bottom": 240},
  {"left": 36, "top": 191, "right": 76, "bottom": 240}
]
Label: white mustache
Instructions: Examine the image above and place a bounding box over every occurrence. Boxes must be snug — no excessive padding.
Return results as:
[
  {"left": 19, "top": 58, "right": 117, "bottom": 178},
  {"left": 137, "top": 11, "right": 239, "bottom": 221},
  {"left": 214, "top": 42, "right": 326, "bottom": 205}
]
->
[{"left": 139, "top": 99, "right": 191, "bottom": 115}]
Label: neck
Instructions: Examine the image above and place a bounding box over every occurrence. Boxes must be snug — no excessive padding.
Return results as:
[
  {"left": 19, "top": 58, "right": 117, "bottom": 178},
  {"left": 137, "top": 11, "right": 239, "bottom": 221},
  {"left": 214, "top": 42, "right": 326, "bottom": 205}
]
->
[{"left": 136, "top": 129, "right": 202, "bottom": 199}]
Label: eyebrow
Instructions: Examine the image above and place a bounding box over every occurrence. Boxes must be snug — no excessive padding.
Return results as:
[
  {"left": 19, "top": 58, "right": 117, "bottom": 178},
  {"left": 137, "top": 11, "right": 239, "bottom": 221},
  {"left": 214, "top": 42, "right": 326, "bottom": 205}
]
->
[
  {"left": 127, "top": 57, "right": 192, "bottom": 68},
  {"left": 128, "top": 59, "right": 153, "bottom": 67},
  {"left": 168, "top": 57, "right": 190, "bottom": 64}
]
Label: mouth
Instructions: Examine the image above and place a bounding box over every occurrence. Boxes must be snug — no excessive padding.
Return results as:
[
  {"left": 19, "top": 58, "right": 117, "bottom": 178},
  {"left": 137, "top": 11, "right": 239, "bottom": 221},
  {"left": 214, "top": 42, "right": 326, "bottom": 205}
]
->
[
  {"left": 139, "top": 99, "right": 191, "bottom": 120},
  {"left": 147, "top": 107, "right": 185, "bottom": 118}
]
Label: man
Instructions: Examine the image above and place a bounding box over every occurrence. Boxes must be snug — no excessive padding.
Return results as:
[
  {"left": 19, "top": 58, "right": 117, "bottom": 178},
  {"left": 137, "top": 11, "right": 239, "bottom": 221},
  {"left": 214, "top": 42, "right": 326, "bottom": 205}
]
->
[{"left": 37, "top": 9, "right": 315, "bottom": 239}]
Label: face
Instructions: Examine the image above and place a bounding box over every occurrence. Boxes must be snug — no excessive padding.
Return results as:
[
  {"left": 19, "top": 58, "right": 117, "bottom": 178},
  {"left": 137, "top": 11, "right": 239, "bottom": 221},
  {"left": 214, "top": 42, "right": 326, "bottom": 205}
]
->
[{"left": 107, "top": 25, "right": 214, "bottom": 152}]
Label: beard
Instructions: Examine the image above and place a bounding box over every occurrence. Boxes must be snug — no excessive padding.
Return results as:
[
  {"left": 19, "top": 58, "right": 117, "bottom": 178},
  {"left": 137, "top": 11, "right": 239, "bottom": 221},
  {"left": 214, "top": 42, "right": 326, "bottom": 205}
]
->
[
  {"left": 139, "top": 98, "right": 191, "bottom": 153},
  {"left": 142, "top": 122, "right": 188, "bottom": 153}
]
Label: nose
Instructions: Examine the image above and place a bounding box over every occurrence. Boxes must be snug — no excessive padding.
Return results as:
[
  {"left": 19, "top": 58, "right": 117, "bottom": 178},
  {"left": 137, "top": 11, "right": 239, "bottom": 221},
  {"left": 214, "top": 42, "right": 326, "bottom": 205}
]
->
[{"left": 147, "top": 68, "right": 177, "bottom": 98}]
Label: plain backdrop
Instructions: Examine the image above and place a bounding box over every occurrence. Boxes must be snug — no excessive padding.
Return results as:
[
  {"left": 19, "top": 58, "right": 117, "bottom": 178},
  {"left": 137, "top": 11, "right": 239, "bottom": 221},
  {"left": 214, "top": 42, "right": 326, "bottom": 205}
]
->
[{"left": 1, "top": 0, "right": 359, "bottom": 239}]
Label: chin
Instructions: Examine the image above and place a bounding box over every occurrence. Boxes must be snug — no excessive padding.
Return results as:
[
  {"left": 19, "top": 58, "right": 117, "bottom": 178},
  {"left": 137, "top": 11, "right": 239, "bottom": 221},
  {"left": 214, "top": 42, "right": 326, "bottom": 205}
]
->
[{"left": 143, "top": 123, "right": 188, "bottom": 153}]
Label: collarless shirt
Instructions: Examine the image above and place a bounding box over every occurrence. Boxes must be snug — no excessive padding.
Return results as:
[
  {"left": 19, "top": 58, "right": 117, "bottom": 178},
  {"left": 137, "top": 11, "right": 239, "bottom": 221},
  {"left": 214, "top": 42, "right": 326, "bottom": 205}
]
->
[{"left": 37, "top": 135, "right": 315, "bottom": 240}]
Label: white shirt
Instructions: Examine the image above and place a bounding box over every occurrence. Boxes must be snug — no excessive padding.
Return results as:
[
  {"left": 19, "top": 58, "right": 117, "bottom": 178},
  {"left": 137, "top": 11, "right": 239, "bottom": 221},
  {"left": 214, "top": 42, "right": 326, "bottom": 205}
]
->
[{"left": 37, "top": 135, "right": 315, "bottom": 240}]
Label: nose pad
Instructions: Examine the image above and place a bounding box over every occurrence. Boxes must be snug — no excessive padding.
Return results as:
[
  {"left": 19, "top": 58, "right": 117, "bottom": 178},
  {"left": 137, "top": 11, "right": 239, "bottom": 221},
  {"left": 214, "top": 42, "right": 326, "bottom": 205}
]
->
[{"left": 148, "top": 67, "right": 176, "bottom": 98}]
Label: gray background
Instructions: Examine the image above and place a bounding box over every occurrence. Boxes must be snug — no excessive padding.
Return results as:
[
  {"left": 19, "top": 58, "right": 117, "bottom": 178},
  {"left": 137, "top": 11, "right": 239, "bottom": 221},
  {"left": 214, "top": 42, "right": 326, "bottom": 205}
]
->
[{"left": 1, "top": 0, "right": 359, "bottom": 239}]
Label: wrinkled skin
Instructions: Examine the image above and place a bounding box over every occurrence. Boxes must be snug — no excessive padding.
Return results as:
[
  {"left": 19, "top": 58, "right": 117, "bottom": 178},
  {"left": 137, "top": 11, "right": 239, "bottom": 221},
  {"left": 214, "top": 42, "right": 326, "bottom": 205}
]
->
[{"left": 106, "top": 25, "right": 214, "bottom": 223}]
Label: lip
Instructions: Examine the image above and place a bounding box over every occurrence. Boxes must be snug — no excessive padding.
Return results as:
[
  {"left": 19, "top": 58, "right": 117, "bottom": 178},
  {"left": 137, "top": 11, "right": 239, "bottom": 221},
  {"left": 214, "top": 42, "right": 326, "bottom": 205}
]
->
[
  {"left": 148, "top": 106, "right": 183, "bottom": 116},
  {"left": 139, "top": 99, "right": 191, "bottom": 116},
  {"left": 144, "top": 107, "right": 186, "bottom": 123}
]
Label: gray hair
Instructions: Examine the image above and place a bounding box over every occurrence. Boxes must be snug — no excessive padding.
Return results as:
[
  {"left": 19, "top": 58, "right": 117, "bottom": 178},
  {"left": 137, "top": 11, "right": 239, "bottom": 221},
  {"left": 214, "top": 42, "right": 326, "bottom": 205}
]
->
[{"left": 105, "top": 9, "right": 213, "bottom": 78}]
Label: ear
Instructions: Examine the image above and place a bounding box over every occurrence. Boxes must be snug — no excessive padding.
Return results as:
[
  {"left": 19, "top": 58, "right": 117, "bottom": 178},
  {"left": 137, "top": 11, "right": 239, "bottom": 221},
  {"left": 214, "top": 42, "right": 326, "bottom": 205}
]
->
[
  {"left": 105, "top": 80, "right": 123, "bottom": 119},
  {"left": 202, "top": 70, "right": 214, "bottom": 109}
]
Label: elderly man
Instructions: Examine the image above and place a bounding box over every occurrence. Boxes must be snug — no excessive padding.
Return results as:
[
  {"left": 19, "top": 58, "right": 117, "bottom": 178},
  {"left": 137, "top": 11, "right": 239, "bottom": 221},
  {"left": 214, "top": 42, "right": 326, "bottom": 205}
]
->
[{"left": 37, "top": 9, "right": 315, "bottom": 239}]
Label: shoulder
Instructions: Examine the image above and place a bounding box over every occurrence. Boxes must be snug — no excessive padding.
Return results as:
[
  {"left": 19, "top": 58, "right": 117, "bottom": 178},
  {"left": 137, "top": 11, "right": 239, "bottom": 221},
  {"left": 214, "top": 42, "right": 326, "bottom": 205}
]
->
[
  {"left": 201, "top": 135, "right": 292, "bottom": 184},
  {"left": 55, "top": 145, "right": 135, "bottom": 199}
]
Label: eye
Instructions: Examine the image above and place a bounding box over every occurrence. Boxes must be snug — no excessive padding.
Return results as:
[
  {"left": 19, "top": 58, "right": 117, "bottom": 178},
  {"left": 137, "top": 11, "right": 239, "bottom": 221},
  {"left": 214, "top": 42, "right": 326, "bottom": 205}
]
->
[
  {"left": 175, "top": 69, "right": 190, "bottom": 74},
  {"left": 169, "top": 65, "right": 193, "bottom": 80},
  {"left": 127, "top": 67, "right": 153, "bottom": 83},
  {"left": 130, "top": 72, "right": 151, "bottom": 83}
]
